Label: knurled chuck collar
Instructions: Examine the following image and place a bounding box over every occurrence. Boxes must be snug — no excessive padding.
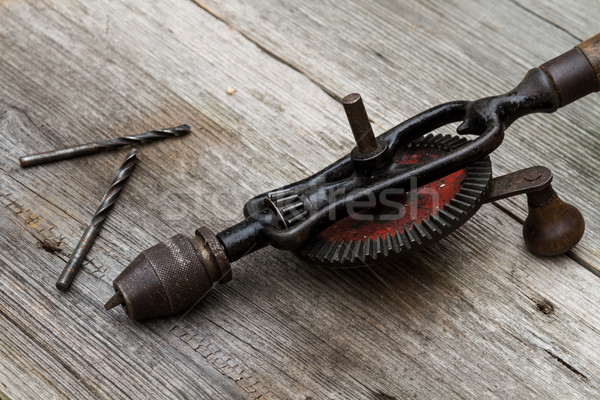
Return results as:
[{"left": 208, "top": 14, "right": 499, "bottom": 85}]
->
[{"left": 111, "top": 226, "right": 231, "bottom": 320}]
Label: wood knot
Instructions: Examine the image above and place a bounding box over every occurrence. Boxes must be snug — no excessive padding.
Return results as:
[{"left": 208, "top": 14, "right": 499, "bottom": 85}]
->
[
  {"left": 535, "top": 298, "right": 555, "bottom": 315},
  {"left": 374, "top": 391, "right": 397, "bottom": 400},
  {"left": 38, "top": 237, "right": 64, "bottom": 254}
]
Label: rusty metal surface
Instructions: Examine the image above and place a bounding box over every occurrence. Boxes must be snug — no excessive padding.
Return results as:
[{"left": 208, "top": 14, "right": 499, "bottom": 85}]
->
[
  {"left": 540, "top": 48, "right": 598, "bottom": 107},
  {"left": 342, "top": 93, "right": 379, "bottom": 154},
  {"left": 486, "top": 166, "right": 553, "bottom": 202},
  {"left": 107, "top": 227, "right": 231, "bottom": 320}
]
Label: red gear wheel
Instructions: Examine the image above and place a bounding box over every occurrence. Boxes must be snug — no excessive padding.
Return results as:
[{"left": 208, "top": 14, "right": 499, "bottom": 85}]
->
[{"left": 298, "top": 134, "right": 492, "bottom": 265}]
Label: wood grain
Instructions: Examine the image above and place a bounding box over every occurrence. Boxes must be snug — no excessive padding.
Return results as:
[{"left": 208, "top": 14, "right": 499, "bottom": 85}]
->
[{"left": 1, "top": 0, "right": 600, "bottom": 399}]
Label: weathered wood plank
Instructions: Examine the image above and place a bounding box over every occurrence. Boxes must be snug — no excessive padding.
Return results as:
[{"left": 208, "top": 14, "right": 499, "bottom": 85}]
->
[
  {"left": 0, "top": 111, "right": 247, "bottom": 398},
  {"left": 195, "top": 0, "right": 600, "bottom": 270},
  {"left": 513, "top": 0, "right": 596, "bottom": 40},
  {"left": 1, "top": 0, "right": 600, "bottom": 399}
]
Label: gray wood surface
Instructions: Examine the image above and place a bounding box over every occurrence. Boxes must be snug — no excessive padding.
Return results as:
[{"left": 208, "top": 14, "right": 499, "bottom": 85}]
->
[{"left": 0, "top": 0, "right": 599, "bottom": 399}]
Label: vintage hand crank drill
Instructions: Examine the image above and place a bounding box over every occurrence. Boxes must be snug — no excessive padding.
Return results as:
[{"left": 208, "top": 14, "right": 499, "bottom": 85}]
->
[{"left": 106, "top": 34, "right": 600, "bottom": 320}]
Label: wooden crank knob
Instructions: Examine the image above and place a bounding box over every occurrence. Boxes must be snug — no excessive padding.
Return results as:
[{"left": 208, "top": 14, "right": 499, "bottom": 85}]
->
[{"left": 523, "top": 185, "right": 585, "bottom": 256}]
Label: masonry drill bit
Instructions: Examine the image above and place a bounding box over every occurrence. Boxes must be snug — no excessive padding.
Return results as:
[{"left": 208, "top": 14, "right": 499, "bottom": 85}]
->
[
  {"left": 56, "top": 148, "right": 138, "bottom": 292},
  {"left": 19, "top": 124, "right": 189, "bottom": 167}
]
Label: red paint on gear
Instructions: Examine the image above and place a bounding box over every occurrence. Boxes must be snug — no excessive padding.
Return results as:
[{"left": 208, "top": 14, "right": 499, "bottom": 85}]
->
[{"left": 316, "top": 147, "right": 467, "bottom": 243}]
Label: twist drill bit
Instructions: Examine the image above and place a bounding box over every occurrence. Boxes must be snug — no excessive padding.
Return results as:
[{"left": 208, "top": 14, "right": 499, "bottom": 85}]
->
[
  {"left": 56, "top": 148, "right": 138, "bottom": 292},
  {"left": 19, "top": 124, "right": 189, "bottom": 167}
]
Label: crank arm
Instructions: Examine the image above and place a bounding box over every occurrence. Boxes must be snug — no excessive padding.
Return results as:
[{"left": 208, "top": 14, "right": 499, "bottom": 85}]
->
[
  {"left": 486, "top": 166, "right": 584, "bottom": 256},
  {"left": 106, "top": 33, "right": 600, "bottom": 320}
]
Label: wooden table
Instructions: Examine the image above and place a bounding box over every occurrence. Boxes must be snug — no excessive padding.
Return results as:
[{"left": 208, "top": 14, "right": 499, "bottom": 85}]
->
[{"left": 1, "top": 1, "right": 599, "bottom": 398}]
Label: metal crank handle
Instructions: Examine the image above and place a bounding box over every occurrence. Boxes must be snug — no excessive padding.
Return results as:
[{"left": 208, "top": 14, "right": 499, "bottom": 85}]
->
[
  {"left": 105, "top": 34, "right": 600, "bottom": 321},
  {"left": 486, "top": 167, "right": 585, "bottom": 256}
]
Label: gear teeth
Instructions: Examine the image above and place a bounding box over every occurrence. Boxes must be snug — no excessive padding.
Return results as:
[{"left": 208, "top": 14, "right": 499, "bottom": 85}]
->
[
  {"left": 396, "top": 231, "right": 406, "bottom": 249},
  {"left": 460, "top": 187, "right": 486, "bottom": 197},
  {"left": 454, "top": 194, "right": 477, "bottom": 205},
  {"left": 447, "top": 136, "right": 468, "bottom": 149},
  {"left": 321, "top": 242, "right": 334, "bottom": 262},
  {"left": 350, "top": 241, "right": 359, "bottom": 263},
  {"left": 467, "top": 177, "right": 491, "bottom": 184},
  {"left": 431, "top": 213, "right": 451, "bottom": 229},
  {"left": 469, "top": 172, "right": 492, "bottom": 179},
  {"left": 410, "top": 136, "right": 428, "bottom": 148},
  {"left": 471, "top": 160, "right": 492, "bottom": 168},
  {"left": 438, "top": 209, "right": 458, "bottom": 223},
  {"left": 372, "top": 238, "right": 379, "bottom": 260},
  {"left": 384, "top": 234, "right": 393, "bottom": 257},
  {"left": 399, "top": 230, "right": 411, "bottom": 250},
  {"left": 298, "top": 134, "right": 492, "bottom": 265},
  {"left": 326, "top": 241, "right": 340, "bottom": 262},
  {"left": 329, "top": 241, "right": 344, "bottom": 263},
  {"left": 449, "top": 198, "right": 473, "bottom": 211},
  {"left": 422, "top": 218, "right": 442, "bottom": 236},
  {"left": 267, "top": 188, "right": 294, "bottom": 200},
  {"left": 267, "top": 190, "right": 307, "bottom": 227},
  {"left": 370, "top": 238, "right": 377, "bottom": 261},
  {"left": 316, "top": 240, "right": 332, "bottom": 261},
  {"left": 311, "top": 239, "right": 329, "bottom": 259},
  {"left": 391, "top": 232, "right": 402, "bottom": 252},
  {"left": 443, "top": 203, "right": 466, "bottom": 217},
  {"left": 437, "top": 135, "right": 455, "bottom": 147},
  {"left": 303, "top": 239, "right": 319, "bottom": 258},
  {"left": 375, "top": 237, "right": 384, "bottom": 259},
  {"left": 355, "top": 241, "right": 365, "bottom": 263},
  {"left": 462, "top": 181, "right": 488, "bottom": 191},
  {"left": 363, "top": 239, "right": 372, "bottom": 260},
  {"left": 412, "top": 224, "right": 426, "bottom": 242},
  {"left": 413, "top": 222, "right": 431, "bottom": 240},
  {"left": 309, "top": 241, "right": 322, "bottom": 261},
  {"left": 467, "top": 167, "right": 492, "bottom": 173},
  {"left": 341, "top": 241, "right": 353, "bottom": 263},
  {"left": 357, "top": 241, "right": 367, "bottom": 263},
  {"left": 405, "top": 227, "right": 421, "bottom": 246}
]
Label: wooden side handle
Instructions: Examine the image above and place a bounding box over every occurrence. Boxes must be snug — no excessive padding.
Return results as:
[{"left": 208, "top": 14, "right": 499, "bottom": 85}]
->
[
  {"left": 540, "top": 33, "right": 600, "bottom": 107},
  {"left": 577, "top": 33, "right": 600, "bottom": 86}
]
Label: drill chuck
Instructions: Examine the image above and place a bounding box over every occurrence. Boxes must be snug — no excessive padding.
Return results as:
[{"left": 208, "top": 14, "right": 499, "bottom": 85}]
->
[{"left": 105, "top": 227, "right": 231, "bottom": 319}]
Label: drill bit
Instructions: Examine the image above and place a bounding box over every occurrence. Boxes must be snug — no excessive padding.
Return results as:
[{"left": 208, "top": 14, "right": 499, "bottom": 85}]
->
[
  {"left": 56, "top": 148, "right": 138, "bottom": 292},
  {"left": 19, "top": 124, "right": 190, "bottom": 167}
]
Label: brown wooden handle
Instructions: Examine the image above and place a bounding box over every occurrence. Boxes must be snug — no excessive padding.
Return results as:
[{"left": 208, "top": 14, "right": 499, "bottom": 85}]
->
[
  {"left": 577, "top": 33, "right": 600, "bottom": 86},
  {"left": 540, "top": 33, "right": 600, "bottom": 107}
]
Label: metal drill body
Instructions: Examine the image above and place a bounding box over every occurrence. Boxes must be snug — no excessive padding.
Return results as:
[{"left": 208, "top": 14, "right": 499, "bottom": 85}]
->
[{"left": 105, "top": 33, "right": 600, "bottom": 320}]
